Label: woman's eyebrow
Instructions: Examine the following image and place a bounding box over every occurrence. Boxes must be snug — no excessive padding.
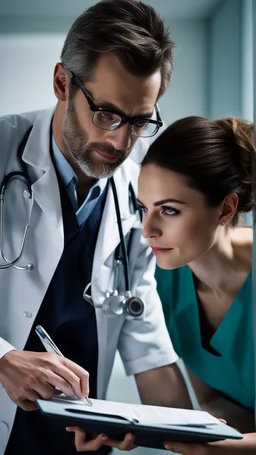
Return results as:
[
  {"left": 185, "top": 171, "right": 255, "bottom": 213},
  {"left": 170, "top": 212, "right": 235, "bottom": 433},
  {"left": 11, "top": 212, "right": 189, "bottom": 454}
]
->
[
  {"left": 137, "top": 198, "right": 187, "bottom": 207},
  {"left": 153, "top": 198, "right": 188, "bottom": 206}
]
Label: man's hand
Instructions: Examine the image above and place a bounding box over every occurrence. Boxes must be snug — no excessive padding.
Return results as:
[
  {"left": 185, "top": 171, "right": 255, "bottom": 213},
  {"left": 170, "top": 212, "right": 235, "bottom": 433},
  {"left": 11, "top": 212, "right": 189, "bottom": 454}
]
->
[
  {"left": 0, "top": 350, "right": 90, "bottom": 411},
  {"left": 66, "top": 427, "right": 137, "bottom": 452}
]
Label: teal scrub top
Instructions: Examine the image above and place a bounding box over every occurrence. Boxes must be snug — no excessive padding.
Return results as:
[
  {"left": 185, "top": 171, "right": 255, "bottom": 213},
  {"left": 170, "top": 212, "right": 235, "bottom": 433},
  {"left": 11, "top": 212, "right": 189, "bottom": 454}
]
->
[{"left": 155, "top": 265, "right": 254, "bottom": 412}]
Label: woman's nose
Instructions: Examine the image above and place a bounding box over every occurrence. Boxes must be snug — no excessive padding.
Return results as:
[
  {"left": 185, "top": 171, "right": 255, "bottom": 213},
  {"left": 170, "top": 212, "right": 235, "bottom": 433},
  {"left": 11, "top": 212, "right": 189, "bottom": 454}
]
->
[{"left": 142, "top": 215, "right": 161, "bottom": 239}]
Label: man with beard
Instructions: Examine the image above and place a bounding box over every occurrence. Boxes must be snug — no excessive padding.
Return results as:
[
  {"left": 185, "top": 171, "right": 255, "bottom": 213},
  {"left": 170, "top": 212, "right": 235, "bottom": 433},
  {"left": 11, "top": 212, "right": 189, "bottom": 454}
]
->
[{"left": 0, "top": 1, "right": 192, "bottom": 454}]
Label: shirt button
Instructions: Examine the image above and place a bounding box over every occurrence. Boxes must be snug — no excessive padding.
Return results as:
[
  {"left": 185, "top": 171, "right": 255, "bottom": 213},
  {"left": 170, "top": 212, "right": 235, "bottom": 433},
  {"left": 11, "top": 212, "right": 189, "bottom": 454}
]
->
[{"left": 23, "top": 311, "right": 33, "bottom": 318}]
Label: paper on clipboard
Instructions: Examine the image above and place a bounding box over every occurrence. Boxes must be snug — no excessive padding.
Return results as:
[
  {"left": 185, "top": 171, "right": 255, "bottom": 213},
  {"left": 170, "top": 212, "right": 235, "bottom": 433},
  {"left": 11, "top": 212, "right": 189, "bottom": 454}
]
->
[{"left": 52, "top": 394, "right": 221, "bottom": 427}]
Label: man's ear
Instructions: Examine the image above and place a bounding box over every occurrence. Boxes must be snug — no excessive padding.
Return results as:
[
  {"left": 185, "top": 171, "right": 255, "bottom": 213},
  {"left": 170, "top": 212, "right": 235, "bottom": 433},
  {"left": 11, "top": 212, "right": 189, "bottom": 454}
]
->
[
  {"left": 53, "top": 62, "right": 69, "bottom": 102},
  {"left": 218, "top": 193, "right": 239, "bottom": 226}
]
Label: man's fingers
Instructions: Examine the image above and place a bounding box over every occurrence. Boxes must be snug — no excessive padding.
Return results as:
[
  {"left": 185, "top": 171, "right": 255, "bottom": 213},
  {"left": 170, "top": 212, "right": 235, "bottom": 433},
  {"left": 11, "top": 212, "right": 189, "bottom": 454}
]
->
[
  {"left": 17, "top": 399, "right": 38, "bottom": 411},
  {"left": 53, "top": 360, "right": 89, "bottom": 399},
  {"left": 11, "top": 387, "right": 40, "bottom": 405},
  {"left": 0, "top": 350, "right": 90, "bottom": 408},
  {"left": 66, "top": 428, "right": 137, "bottom": 452},
  {"left": 104, "top": 432, "right": 137, "bottom": 450},
  {"left": 66, "top": 427, "right": 108, "bottom": 452},
  {"left": 33, "top": 382, "right": 56, "bottom": 400},
  {"left": 45, "top": 371, "right": 76, "bottom": 397},
  {"left": 219, "top": 418, "right": 227, "bottom": 424},
  {"left": 62, "top": 359, "right": 90, "bottom": 398}
]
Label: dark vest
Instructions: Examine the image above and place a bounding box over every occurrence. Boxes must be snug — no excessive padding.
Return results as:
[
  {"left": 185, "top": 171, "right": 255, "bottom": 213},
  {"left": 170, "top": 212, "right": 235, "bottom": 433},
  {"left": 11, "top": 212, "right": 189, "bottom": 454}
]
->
[{"left": 5, "top": 178, "right": 111, "bottom": 455}]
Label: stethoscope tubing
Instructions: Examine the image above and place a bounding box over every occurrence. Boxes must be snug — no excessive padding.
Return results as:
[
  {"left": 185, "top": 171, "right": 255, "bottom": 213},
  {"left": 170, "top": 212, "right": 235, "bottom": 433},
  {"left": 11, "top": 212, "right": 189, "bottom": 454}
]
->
[
  {"left": 0, "top": 126, "right": 34, "bottom": 269},
  {"left": 109, "top": 176, "right": 130, "bottom": 292}
]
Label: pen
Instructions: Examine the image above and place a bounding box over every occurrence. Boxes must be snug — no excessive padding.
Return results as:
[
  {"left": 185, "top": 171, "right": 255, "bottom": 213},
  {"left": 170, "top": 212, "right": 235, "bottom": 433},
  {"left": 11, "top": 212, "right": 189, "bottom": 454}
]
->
[{"left": 35, "top": 325, "right": 92, "bottom": 407}]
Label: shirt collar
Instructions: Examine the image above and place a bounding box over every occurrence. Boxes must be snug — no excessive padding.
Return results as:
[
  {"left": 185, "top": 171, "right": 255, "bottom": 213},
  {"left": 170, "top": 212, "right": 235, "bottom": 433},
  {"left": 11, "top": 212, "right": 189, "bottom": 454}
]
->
[
  {"left": 52, "top": 134, "right": 77, "bottom": 187},
  {"left": 51, "top": 133, "right": 107, "bottom": 198}
]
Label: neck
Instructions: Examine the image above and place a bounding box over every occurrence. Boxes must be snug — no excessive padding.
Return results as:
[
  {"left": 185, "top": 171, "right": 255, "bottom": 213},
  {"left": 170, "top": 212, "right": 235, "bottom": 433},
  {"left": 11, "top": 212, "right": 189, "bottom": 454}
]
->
[{"left": 188, "top": 227, "right": 252, "bottom": 293}]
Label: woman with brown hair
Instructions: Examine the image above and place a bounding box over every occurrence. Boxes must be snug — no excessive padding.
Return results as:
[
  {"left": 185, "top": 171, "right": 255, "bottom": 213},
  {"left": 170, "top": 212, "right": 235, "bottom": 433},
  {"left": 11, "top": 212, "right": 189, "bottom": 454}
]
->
[{"left": 138, "top": 115, "right": 255, "bottom": 454}]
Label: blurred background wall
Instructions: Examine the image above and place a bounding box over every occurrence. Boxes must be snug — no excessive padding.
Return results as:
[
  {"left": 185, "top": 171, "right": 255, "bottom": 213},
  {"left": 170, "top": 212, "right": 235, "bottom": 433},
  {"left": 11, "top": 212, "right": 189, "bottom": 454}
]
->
[
  {"left": 0, "top": 0, "right": 253, "bottom": 454},
  {"left": 0, "top": 0, "right": 253, "bottom": 123}
]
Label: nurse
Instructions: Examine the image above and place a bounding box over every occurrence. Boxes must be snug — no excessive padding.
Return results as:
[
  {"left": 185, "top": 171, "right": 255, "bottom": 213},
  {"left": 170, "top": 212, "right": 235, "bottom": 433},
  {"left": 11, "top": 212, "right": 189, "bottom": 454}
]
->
[{"left": 138, "top": 115, "right": 255, "bottom": 454}]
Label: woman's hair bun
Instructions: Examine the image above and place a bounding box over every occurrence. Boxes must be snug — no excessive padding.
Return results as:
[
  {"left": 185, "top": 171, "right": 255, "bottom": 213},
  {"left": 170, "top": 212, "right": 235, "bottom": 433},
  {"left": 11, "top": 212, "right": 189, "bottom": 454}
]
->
[{"left": 216, "top": 117, "right": 255, "bottom": 213}]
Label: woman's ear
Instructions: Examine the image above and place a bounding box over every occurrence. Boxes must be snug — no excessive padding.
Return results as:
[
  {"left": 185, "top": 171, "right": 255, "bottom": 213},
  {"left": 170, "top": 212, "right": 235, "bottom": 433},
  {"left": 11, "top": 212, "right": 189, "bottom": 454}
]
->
[
  {"left": 218, "top": 193, "right": 239, "bottom": 226},
  {"left": 53, "top": 62, "right": 69, "bottom": 102}
]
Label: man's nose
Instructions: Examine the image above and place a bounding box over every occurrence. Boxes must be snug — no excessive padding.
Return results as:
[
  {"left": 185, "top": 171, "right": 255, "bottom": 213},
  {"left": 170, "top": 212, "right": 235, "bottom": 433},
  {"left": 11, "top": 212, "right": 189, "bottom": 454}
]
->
[{"left": 106, "top": 124, "right": 132, "bottom": 150}]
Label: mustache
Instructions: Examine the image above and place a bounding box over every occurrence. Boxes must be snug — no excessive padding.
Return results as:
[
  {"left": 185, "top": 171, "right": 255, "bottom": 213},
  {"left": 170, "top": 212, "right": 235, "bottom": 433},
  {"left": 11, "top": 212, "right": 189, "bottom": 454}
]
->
[{"left": 86, "top": 142, "right": 126, "bottom": 158}]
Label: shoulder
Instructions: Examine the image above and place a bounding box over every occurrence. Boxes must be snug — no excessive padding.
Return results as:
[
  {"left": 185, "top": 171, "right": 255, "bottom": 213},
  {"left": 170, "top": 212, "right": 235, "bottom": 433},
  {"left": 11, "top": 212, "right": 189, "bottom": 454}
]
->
[
  {"left": 0, "top": 108, "right": 50, "bottom": 145},
  {"left": 0, "top": 107, "right": 54, "bottom": 171},
  {"left": 231, "top": 227, "right": 253, "bottom": 270},
  {"left": 0, "top": 113, "right": 33, "bottom": 168}
]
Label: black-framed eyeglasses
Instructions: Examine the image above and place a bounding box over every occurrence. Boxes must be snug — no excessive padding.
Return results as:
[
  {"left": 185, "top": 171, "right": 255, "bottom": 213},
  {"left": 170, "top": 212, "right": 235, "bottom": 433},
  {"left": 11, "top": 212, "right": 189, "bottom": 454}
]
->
[{"left": 69, "top": 70, "right": 163, "bottom": 138}]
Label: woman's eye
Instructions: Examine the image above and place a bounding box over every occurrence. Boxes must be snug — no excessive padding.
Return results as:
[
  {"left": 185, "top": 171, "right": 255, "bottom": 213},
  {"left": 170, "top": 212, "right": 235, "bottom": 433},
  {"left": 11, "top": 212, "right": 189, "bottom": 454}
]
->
[
  {"left": 136, "top": 204, "right": 147, "bottom": 213},
  {"left": 162, "top": 206, "right": 179, "bottom": 216}
]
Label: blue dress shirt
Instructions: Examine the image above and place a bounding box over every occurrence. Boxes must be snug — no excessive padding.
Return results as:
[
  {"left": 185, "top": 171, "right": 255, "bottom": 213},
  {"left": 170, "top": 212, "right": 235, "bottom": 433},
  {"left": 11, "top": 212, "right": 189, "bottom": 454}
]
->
[{"left": 52, "top": 135, "right": 107, "bottom": 226}]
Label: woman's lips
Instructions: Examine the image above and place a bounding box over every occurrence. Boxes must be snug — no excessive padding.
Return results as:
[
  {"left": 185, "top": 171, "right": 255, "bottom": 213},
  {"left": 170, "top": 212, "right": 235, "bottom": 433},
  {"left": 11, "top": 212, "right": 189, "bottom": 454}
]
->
[
  {"left": 151, "top": 247, "right": 173, "bottom": 255},
  {"left": 95, "top": 150, "right": 118, "bottom": 163}
]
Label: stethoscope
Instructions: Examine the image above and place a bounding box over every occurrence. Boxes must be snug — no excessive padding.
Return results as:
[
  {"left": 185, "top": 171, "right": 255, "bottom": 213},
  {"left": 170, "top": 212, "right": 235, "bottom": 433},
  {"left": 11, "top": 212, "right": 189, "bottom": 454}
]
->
[
  {"left": 83, "top": 177, "right": 144, "bottom": 319},
  {"left": 0, "top": 126, "right": 35, "bottom": 271},
  {"left": 0, "top": 127, "right": 144, "bottom": 318}
]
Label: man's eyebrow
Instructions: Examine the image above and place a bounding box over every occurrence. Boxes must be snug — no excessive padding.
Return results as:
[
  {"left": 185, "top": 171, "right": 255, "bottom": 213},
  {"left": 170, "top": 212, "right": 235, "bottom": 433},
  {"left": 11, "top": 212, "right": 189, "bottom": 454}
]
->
[
  {"left": 137, "top": 198, "right": 187, "bottom": 206},
  {"left": 88, "top": 93, "right": 153, "bottom": 118}
]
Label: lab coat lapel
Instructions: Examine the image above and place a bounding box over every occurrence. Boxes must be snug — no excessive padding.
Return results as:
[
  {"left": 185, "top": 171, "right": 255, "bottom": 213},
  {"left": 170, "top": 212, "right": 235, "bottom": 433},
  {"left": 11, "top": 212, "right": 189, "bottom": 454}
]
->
[
  {"left": 22, "top": 107, "right": 63, "bottom": 237},
  {"left": 93, "top": 169, "right": 137, "bottom": 399}
]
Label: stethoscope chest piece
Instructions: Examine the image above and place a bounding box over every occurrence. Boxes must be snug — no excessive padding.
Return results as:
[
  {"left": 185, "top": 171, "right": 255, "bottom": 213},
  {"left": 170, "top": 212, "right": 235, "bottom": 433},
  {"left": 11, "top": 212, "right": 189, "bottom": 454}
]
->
[
  {"left": 102, "top": 290, "right": 125, "bottom": 316},
  {"left": 83, "top": 177, "right": 145, "bottom": 319},
  {"left": 102, "top": 290, "right": 144, "bottom": 318}
]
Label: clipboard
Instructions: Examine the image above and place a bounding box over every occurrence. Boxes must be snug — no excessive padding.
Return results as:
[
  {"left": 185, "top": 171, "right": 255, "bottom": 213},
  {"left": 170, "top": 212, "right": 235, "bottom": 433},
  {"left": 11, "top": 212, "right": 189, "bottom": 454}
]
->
[{"left": 36, "top": 396, "right": 243, "bottom": 450}]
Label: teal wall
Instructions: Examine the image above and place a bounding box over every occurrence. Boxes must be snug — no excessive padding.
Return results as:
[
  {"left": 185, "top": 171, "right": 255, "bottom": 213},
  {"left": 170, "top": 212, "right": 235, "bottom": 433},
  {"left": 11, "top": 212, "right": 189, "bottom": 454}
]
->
[
  {"left": 207, "top": 0, "right": 253, "bottom": 121},
  {"left": 208, "top": 0, "right": 242, "bottom": 119}
]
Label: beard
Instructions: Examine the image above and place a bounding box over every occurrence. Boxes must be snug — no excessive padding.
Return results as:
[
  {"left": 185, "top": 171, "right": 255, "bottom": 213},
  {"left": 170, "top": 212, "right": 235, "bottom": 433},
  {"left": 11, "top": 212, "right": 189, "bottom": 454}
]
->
[{"left": 62, "top": 100, "right": 130, "bottom": 179}]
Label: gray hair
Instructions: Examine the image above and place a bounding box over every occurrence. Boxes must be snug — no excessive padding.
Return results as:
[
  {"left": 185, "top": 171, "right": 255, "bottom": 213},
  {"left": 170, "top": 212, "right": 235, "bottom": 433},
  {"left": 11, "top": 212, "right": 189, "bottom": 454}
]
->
[{"left": 60, "top": 0, "right": 175, "bottom": 98}]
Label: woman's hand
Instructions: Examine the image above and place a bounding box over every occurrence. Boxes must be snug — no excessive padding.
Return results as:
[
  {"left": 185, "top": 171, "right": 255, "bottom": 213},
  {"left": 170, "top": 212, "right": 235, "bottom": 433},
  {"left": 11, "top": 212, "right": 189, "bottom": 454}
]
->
[
  {"left": 164, "top": 420, "right": 228, "bottom": 454},
  {"left": 66, "top": 427, "right": 137, "bottom": 452},
  {"left": 164, "top": 440, "right": 219, "bottom": 454}
]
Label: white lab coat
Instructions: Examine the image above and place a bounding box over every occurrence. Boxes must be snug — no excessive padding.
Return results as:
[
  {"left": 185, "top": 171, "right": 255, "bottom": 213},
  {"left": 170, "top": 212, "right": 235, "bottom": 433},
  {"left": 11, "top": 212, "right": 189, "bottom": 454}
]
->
[{"left": 0, "top": 107, "right": 177, "bottom": 453}]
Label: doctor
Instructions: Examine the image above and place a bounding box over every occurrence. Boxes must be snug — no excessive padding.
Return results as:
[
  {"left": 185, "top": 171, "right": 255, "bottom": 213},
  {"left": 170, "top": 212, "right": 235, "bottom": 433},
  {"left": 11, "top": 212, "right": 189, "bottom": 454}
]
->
[{"left": 0, "top": 1, "right": 192, "bottom": 454}]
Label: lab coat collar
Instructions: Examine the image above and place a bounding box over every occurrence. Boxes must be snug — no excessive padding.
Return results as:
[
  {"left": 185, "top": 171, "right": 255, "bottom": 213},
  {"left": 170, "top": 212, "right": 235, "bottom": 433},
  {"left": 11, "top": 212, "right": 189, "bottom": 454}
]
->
[
  {"left": 21, "top": 106, "right": 63, "bottom": 233},
  {"left": 22, "top": 106, "right": 55, "bottom": 172}
]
